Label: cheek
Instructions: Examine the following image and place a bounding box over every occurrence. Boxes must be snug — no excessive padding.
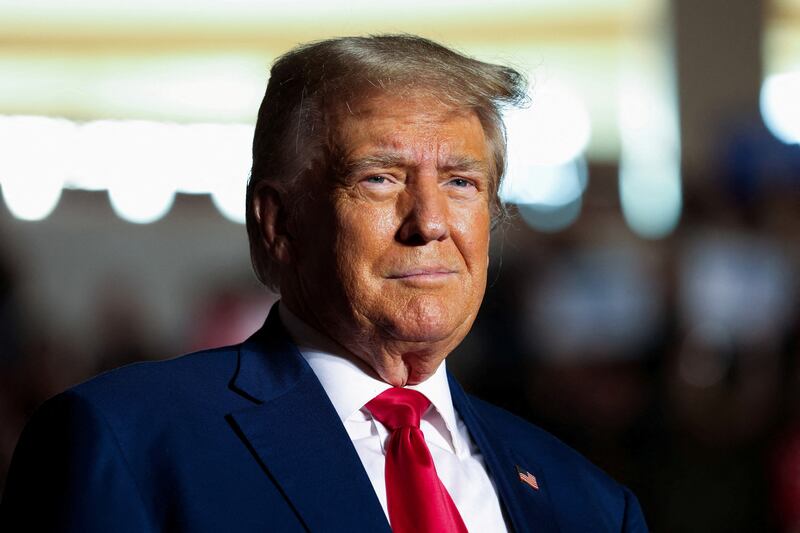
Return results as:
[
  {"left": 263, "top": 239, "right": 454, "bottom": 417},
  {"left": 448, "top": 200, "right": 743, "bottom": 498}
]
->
[
  {"left": 453, "top": 204, "right": 491, "bottom": 265},
  {"left": 333, "top": 203, "right": 397, "bottom": 277}
]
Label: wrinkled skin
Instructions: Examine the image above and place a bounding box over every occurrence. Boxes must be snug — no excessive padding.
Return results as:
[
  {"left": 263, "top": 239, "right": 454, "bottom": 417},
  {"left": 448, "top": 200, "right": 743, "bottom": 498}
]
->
[{"left": 256, "top": 95, "right": 492, "bottom": 386}]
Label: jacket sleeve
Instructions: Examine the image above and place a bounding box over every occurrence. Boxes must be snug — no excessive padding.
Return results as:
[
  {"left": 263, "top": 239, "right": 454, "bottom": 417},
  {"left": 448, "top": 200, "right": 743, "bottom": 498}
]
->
[
  {"left": 621, "top": 485, "right": 649, "bottom": 533},
  {"left": 0, "top": 391, "right": 155, "bottom": 533}
]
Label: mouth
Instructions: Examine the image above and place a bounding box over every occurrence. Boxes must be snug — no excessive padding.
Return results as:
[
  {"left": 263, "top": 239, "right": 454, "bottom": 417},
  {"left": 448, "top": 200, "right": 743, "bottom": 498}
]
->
[{"left": 387, "top": 267, "right": 458, "bottom": 281}]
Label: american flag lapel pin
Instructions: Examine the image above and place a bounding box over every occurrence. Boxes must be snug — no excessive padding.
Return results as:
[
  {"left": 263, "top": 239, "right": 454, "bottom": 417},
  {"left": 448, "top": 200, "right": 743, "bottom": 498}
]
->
[{"left": 516, "top": 465, "right": 539, "bottom": 491}]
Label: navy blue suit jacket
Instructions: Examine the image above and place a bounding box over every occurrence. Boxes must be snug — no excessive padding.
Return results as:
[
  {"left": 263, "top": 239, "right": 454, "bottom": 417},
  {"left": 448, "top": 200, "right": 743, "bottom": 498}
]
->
[{"left": 1, "top": 308, "right": 647, "bottom": 532}]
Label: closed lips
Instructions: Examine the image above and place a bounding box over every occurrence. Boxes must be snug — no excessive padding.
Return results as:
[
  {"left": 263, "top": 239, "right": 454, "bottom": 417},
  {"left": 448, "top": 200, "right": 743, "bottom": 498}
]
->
[{"left": 387, "top": 268, "right": 457, "bottom": 278}]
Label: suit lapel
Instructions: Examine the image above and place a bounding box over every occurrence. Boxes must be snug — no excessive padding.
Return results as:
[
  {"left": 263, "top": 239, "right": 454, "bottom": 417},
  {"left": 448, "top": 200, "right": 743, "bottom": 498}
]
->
[
  {"left": 449, "top": 374, "right": 561, "bottom": 533},
  {"left": 227, "top": 308, "right": 391, "bottom": 532}
]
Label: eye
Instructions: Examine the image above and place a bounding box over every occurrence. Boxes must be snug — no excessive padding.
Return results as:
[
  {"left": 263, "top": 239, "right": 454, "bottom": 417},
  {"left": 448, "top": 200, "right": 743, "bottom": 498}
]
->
[
  {"left": 357, "top": 174, "right": 401, "bottom": 196},
  {"left": 448, "top": 177, "right": 474, "bottom": 188}
]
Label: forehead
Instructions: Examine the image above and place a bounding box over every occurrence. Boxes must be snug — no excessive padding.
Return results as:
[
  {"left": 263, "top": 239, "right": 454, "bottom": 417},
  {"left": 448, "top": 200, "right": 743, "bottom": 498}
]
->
[{"left": 333, "top": 95, "right": 489, "bottom": 165}]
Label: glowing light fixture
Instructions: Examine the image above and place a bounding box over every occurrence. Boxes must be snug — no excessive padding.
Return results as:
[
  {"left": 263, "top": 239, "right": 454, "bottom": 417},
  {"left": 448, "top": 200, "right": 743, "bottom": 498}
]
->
[
  {"left": 500, "top": 80, "right": 591, "bottom": 232},
  {"left": 511, "top": 158, "right": 587, "bottom": 233},
  {"left": 2, "top": 175, "right": 64, "bottom": 221},
  {"left": 618, "top": 74, "right": 681, "bottom": 239},
  {"left": 211, "top": 178, "right": 248, "bottom": 224},
  {"left": 91, "top": 57, "right": 267, "bottom": 123},
  {"left": 501, "top": 156, "right": 587, "bottom": 207},
  {"left": 0, "top": 115, "right": 72, "bottom": 220},
  {"left": 619, "top": 161, "right": 681, "bottom": 238},
  {"left": 0, "top": 115, "right": 254, "bottom": 223},
  {"left": 761, "top": 70, "right": 800, "bottom": 145},
  {"left": 108, "top": 181, "right": 176, "bottom": 224},
  {"left": 504, "top": 81, "right": 592, "bottom": 168},
  {"left": 85, "top": 120, "right": 176, "bottom": 224},
  {"left": 200, "top": 124, "right": 253, "bottom": 224}
]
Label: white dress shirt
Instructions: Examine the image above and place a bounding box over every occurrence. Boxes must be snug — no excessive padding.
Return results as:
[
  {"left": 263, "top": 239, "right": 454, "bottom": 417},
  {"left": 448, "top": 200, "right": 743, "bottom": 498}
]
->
[{"left": 279, "top": 304, "right": 508, "bottom": 532}]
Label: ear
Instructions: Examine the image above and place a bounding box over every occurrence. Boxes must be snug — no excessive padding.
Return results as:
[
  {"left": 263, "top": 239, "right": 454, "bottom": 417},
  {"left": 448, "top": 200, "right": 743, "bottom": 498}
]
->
[{"left": 253, "top": 182, "right": 293, "bottom": 265}]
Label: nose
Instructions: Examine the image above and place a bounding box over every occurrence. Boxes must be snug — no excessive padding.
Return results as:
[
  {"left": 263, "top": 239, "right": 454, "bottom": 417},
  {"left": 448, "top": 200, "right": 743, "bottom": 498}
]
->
[{"left": 397, "top": 179, "right": 450, "bottom": 245}]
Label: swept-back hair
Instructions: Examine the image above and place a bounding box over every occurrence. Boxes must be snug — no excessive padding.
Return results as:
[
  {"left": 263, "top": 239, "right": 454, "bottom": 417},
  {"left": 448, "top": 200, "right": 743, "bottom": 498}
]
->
[{"left": 246, "top": 34, "right": 527, "bottom": 290}]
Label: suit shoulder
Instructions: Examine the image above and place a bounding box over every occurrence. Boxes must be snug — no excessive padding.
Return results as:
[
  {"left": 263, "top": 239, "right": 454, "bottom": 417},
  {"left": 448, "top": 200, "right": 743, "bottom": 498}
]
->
[
  {"left": 75, "top": 344, "right": 236, "bottom": 388},
  {"left": 66, "top": 345, "right": 243, "bottom": 416}
]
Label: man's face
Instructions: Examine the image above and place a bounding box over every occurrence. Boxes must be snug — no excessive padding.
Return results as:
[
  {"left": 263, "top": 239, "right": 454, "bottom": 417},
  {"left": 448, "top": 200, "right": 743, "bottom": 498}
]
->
[{"left": 281, "top": 94, "right": 492, "bottom": 385}]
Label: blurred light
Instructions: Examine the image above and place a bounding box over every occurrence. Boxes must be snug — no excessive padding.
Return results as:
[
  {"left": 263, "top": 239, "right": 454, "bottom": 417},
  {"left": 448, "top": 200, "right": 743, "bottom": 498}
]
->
[
  {"left": 92, "top": 57, "right": 267, "bottom": 123},
  {"left": 761, "top": 71, "right": 800, "bottom": 145},
  {"left": 1, "top": 178, "right": 63, "bottom": 221},
  {"left": 501, "top": 156, "right": 588, "bottom": 207},
  {"left": 618, "top": 74, "right": 681, "bottom": 239},
  {"left": 200, "top": 123, "right": 253, "bottom": 224},
  {"left": 211, "top": 180, "right": 248, "bottom": 224},
  {"left": 619, "top": 162, "right": 681, "bottom": 238},
  {"left": 0, "top": 0, "right": 636, "bottom": 24},
  {"left": 0, "top": 115, "right": 253, "bottom": 223},
  {"left": 507, "top": 157, "right": 588, "bottom": 232},
  {"left": 88, "top": 120, "right": 177, "bottom": 224},
  {"left": 108, "top": 182, "right": 175, "bottom": 224},
  {"left": 0, "top": 116, "right": 73, "bottom": 220},
  {"left": 504, "top": 81, "right": 592, "bottom": 168},
  {"left": 176, "top": 124, "right": 239, "bottom": 195},
  {"left": 525, "top": 247, "right": 662, "bottom": 361},
  {"left": 680, "top": 235, "right": 796, "bottom": 344},
  {"left": 517, "top": 197, "right": 583, "bottom": 233},
  {"left": 0, "top": 54, "right": 268, "bottom": 124},
  {"left": 501, "top": 80, "right": 591, "bottom": 233},
  {"left": 71, "top": 121, "right": 119, "bottom": 191}
]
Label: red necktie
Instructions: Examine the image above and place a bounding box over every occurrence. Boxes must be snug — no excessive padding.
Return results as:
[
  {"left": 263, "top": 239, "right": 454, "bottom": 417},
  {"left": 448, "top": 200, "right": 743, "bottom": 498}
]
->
[{"left": 366, "top": 387, "right": 468, "bottom": 533}]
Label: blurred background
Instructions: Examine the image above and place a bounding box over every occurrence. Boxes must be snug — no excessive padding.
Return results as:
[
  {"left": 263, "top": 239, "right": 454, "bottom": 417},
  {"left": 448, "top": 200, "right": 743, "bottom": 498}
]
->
[{"left": 0, "top": 0, "right": 798, "bottom": 530}]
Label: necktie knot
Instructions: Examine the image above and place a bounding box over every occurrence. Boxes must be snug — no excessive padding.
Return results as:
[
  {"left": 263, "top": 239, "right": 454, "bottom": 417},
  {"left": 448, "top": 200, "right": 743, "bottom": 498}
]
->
[{"left": 366, "top": 387, "right": 431, "bottom": 430}]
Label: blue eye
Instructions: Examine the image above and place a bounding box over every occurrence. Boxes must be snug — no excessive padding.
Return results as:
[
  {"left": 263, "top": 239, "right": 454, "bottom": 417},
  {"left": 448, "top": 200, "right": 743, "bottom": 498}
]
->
[
  {"left": 450, "top": 178, "right": 472, "bottom": 187},
  {"left": 365, "top": 176, "right": 387, "bottom": 184}
]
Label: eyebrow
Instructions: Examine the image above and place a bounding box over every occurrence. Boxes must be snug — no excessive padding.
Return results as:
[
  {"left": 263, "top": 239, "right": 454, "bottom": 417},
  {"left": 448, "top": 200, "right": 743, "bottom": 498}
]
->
[{"left": 343, "top": 152, "right": 489, "bottom": 176}]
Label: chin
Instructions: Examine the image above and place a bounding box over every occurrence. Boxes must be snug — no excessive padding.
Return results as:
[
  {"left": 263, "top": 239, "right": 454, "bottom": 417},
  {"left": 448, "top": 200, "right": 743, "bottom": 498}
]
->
[
  {"left": 392, "top": 323, "right": 455, "bottom": 343},
  {"left": 385, "top": 306, "right": 471, "bottom": 344}
]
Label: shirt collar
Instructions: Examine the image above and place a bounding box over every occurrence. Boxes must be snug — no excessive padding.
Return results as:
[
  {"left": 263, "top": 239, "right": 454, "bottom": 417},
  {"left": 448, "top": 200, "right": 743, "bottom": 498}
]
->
[{"left": 279, "top": 302, "right": 463, "bottom": 455}]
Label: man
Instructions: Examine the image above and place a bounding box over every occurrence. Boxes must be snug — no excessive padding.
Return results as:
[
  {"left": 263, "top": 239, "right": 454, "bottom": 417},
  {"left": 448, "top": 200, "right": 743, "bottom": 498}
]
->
[{"left": 0, "top": 35, "right": 647, "bottom": 532}]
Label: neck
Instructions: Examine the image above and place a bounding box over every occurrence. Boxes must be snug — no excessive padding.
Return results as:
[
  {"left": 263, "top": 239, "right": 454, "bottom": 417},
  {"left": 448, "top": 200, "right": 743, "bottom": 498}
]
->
[{"left": 278, "top": 298, "right": 452, "bottom": 386}]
